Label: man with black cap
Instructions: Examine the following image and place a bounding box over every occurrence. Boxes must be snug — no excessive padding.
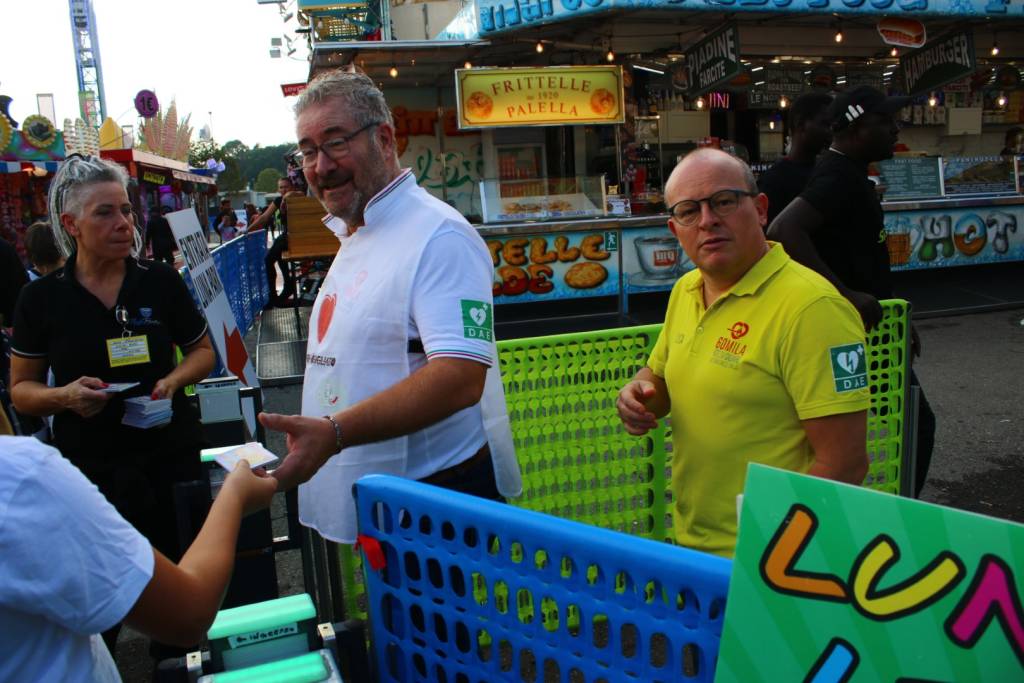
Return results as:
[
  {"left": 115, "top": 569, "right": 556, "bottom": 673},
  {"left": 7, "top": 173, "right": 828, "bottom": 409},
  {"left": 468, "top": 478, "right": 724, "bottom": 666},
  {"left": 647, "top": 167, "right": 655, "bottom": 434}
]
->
[{"left": 768, "top": 85, "right": 936, "bottom": 497}]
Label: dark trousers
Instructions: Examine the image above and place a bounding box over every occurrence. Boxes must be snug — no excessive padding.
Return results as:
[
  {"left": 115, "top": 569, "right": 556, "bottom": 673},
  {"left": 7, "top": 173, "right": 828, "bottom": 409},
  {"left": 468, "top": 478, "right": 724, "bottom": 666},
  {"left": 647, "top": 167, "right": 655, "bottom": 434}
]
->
[
  {"left": 418, "top": 444, "right": 504, "bottom": 502},
  {"left": 911, "top": 369, "right": 937, "bottom": 497},
  {"left": 265, "top": 234, "right": 294, "bottom": 300}
]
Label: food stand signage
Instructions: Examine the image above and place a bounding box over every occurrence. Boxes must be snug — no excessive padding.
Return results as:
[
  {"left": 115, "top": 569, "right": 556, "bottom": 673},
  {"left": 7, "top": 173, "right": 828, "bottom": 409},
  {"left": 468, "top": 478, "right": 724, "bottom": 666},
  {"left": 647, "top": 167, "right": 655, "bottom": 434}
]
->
[
  {"left": 885, "top": 201, "right": 1024, "bottom": 270},
  {"left": 900, "top": 29, "right": 976, "bottom": 96},
  {"left": 621, "top": 226, "right": 694, "bottom": 293},
  {"left": 456, "top": 66, "right": 623, "bottom": 129},
  {"left": 716, "top": 464, "right": 1024, "bottom": 682},
  {"left": 487, "top": 231, "right": 619, "bottom": 302},
  {"left": 943, "top": 156, "right": 1017, "bottom": 196},
  {"left": 142, "top": 171, "right": 167, "bottom": 185},
  {"left": 683, "top": 23, "right": 741, "bottom": 97},
  {"left": 877, "top": 157, "right": 944, "bottom": 200},
  {"left": 472, "top": 0, "right": 1013, "bottom": 37}
]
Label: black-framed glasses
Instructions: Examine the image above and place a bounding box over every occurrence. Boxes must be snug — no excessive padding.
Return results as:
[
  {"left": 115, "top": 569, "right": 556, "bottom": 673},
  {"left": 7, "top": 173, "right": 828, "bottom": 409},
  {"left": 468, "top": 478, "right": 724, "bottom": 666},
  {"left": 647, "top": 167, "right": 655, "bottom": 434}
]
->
[
  {"left": 668, "top": 189, "right": 758, "bottom": 227},
  {"left": 298, "top": 121, "right": 381, "bottom": 167}
]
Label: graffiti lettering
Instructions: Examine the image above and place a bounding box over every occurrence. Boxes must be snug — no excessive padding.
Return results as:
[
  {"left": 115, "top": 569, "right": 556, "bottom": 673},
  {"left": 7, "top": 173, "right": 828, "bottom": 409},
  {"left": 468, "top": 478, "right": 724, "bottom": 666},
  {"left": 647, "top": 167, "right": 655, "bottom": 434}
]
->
[
  {"left": 987, "top": 211, "right": 1017, "bottom": 254},
  {"left": 918, "top": 214, "right": 955, "bottom": 262},
  {"left": 953, "top": 213, "right": 986, "bottom": 256}
]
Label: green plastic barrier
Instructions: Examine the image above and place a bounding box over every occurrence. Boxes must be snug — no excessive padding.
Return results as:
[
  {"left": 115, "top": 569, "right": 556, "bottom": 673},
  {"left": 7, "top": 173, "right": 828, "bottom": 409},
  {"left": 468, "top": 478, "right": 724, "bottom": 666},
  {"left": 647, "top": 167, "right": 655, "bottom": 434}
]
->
[
  {"left": 200, "top": 651, "right": 335, "bottom": 683},
  {"left": 207, "top": 594, "right": 318, "bottom": 672},
  {"left": 334, "top": 300, "right": 909, "bottom": 620}
]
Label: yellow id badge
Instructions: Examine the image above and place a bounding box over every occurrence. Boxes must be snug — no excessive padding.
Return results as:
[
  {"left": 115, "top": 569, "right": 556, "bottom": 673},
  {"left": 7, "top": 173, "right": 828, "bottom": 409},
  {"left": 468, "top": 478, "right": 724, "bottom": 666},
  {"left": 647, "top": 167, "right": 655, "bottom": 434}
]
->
[{"left": 107, "top": 335, "right": 151, "bottom": 367}]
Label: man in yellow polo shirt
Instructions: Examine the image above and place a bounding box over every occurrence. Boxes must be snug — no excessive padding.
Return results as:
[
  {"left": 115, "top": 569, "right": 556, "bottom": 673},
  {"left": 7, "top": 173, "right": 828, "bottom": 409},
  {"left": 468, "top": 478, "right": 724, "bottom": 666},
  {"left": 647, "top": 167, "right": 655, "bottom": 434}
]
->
[{"left": 616, "top": 148, "right": 869, "bottom": 558}]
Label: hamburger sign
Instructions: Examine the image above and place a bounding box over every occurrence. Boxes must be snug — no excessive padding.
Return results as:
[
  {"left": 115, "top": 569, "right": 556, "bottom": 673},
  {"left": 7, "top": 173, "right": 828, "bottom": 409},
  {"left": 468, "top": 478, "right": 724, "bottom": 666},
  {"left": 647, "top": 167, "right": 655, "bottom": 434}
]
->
[{"left": 456, "top": 66, "right": 624, "bottom": 129}]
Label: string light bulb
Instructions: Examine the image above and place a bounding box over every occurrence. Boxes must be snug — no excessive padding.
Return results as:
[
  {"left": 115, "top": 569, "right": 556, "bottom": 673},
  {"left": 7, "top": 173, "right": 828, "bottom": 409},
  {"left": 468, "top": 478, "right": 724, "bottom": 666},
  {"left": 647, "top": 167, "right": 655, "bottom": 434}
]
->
[
  {"left": 998, "top": 93, "right": 1007, "bottom": 107},
  {"left": 769, "top": 119, "right": 776, "bottom": 130},
  {"left": 389, "top": 66, "right": 398, "bottom": 78},
  {"left": 928, "top": 93, "right": 937, "bottom": 107},
  {"left": 834, "top": 25, "right": 844, "bottom": 43},
  {"left": 991, "top": 40, "right": 1000, "bottom": 57},
  {"left": 536, "top": 41, "right": 544, "bottom": 53},
  {"left": 464, "top": 61, "right": 473, "bottom": 69},
  {"left": 696, "top": 96, "right": 705, "bottom": 110},
  {"left": 606, "top": 50, "right": 615, "bottom": 62},
  {"left": 779, "top": 95, "right": 789, "bottom": 108},
  {"left": 890, "top": 47, "right": 898, "bottom": 57}
]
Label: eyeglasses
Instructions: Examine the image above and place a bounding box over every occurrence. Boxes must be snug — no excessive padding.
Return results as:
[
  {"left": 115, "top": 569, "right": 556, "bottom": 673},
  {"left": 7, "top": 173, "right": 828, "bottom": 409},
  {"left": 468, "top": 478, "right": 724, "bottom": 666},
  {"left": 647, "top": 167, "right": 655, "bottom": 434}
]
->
[
  {"left": 297, "top": 122, "right": 380, "bottom": 167},
  {"left": 668, "top": 189, "right": 758, "bottom": 227}
]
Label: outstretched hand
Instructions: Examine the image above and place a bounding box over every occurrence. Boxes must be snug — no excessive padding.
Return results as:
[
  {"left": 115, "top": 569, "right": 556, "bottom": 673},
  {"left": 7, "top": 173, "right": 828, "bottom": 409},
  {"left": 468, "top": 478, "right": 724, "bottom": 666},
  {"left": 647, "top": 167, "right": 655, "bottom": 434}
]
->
[
  {"left": 616, "top": 380, "right": 660, "bottom": 436},
  {"left": 258, "top": 412, "right": 337, "bottom": 492}
]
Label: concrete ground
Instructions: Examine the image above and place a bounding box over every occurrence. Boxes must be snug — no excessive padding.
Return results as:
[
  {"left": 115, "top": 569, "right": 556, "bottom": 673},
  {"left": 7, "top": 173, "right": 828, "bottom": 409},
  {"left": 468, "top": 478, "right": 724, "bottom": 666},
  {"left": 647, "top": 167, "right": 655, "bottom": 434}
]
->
[{"left": 112, "top": 306, "right": 1024, "bottom": 681}]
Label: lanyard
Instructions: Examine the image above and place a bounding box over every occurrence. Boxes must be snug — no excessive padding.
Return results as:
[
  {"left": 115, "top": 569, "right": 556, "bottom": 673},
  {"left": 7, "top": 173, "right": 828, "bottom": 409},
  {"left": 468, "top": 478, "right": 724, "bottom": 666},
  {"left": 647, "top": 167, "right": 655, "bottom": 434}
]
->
[{"left": 115, "top": 305, "right": 132, "bottom": 338}]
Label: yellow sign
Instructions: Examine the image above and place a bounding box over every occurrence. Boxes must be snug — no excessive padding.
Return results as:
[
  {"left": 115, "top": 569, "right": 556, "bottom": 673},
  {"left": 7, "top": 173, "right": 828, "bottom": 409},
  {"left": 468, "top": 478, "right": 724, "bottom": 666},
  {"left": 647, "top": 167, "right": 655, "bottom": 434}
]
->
[
  {"left": 456, "top": 66, "right": 624, "bottom": 129},
  {"left": 143, "top": 171, "right": 167, "bottom": 185}
]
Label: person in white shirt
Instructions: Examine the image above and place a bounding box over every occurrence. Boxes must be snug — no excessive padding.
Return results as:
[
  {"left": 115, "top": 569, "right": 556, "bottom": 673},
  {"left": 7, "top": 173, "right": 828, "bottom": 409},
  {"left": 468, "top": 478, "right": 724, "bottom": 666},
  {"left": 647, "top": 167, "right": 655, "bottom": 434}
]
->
[
  {"left": 259, "top": 70, "right": 520, "bottom": 544},
  {"left": 0, "top": 435, "right": 277, "bottom": 681}
]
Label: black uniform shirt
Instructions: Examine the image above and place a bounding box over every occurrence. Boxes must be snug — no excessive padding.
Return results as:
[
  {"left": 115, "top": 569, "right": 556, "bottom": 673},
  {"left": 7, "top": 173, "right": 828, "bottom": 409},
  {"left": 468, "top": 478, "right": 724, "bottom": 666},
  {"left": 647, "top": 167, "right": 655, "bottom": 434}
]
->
[
  {"left": 799, "top": 149, "right": 893, "bottom": 299},
  {"left": 11, "top": 254, "right": 208, "bottom": 464},
  {"left": 758, "top": 157, "right": 816, "bottom": 225}
]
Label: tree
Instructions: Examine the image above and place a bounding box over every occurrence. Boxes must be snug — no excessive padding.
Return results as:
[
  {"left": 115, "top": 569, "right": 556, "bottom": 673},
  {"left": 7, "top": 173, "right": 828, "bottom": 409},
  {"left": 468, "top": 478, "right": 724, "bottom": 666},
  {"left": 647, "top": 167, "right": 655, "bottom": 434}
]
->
[
  {"left": 220, "top": 139, "right": 250, "bottom": 159},
  {"left": 217, "top": 157, "right": 246, "bottom": 192},
  {"left": 188, "top": 138, "right": 220, "bottom": 168},
  {"left": 254, "top": 168, "right": 283, "bottom": 192}
]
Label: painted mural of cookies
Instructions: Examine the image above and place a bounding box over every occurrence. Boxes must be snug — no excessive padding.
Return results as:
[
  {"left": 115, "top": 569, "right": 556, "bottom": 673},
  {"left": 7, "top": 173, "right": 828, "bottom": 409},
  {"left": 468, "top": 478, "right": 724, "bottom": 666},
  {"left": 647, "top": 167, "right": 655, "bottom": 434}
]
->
[{"left": 564, "top": 262, "right": 608, "bottom": 289}]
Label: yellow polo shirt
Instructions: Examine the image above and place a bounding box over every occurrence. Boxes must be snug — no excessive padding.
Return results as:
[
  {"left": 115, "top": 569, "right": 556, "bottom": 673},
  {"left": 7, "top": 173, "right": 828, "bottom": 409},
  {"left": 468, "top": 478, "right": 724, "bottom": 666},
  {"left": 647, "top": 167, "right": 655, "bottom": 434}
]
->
[{"left": 648, "top": 243, "right": 869, "bottom": 557}]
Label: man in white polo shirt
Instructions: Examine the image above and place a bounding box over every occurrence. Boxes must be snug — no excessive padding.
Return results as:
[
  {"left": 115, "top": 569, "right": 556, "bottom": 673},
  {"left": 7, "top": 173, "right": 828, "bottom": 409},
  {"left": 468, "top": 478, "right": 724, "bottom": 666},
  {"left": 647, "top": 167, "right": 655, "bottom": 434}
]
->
[{"left": 259, "top": 70, "right": 521, "bottom": 543}]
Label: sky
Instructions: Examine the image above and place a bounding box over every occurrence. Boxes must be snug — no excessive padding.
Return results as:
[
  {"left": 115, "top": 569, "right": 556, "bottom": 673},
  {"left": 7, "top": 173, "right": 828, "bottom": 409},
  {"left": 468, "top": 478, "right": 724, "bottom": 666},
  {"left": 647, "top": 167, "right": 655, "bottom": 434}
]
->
[{"left": 1, "top": 0, "right": 311, "bottom": 149}]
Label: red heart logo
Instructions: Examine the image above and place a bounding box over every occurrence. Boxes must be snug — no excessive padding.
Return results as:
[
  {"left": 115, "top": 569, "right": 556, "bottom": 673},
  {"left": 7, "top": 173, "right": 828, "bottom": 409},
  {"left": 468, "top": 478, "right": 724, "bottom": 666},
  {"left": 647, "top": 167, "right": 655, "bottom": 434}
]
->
[{"left": 317, "top": 293, "right": 337, "bottom": 343}]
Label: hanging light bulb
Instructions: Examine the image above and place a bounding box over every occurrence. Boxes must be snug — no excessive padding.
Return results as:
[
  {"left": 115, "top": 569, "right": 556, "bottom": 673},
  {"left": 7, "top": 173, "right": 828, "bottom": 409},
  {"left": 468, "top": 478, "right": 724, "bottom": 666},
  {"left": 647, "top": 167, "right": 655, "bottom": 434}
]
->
[
  {"left": 890, "top": 47, "right": 898, "bottom": 57},
  {"left": 606, "top": 50, "right": 615, "bottom": 62},
  {"left": 536, "top": 41, "right": 545, "bottom": 53},
  {"left": 464, "top": 61, "right": 473, "bottom": 69},
  {"left": 779, "top": 95, "right": 789, "bottom": 109},
  {"left": 389, "top": 66, "right": 398, "bottom": 78},
  {"left": 998, "top": 93, "right": 1007, "bottom": 107},
  {"left": 834, "top": 25, "right": 844, "bottom": 43},
  {"left": 928, "top": 93, "right": 937, "bottom": 107},
  {"left": 991, "top": 41, "right": 1000, "bottom": 57},
  {"left": 696, "top": 96, "right": 705, "bottom": 110},
  {"left": 769, "top": 119, "right": 776, "bottom": 130}
]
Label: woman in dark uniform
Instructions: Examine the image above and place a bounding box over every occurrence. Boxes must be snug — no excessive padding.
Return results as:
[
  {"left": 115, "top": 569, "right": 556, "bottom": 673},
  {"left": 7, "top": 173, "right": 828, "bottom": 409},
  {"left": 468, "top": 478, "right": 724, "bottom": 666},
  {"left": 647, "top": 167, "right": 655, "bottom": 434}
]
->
[{"left": 8, "top": 154, "right": 215, "bottom": 655}]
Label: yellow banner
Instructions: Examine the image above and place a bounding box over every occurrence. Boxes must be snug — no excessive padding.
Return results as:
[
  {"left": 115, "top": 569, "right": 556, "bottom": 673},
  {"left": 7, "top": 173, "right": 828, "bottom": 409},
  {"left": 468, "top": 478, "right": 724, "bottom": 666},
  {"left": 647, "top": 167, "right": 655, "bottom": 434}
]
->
[{"left": 456, "top": 66, "right": 624, "bottom": 129}]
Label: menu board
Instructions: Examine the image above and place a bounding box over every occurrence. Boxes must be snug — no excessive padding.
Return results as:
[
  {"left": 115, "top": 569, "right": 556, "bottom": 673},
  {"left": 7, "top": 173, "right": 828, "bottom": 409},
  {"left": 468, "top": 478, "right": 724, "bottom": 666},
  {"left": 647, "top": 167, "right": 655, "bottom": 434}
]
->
[
  {"left": 877, "top": 156, "right": 943, "bottom": 200},
  {"left": 943, "top": 156, "right": 1018, "bottom": 195}
]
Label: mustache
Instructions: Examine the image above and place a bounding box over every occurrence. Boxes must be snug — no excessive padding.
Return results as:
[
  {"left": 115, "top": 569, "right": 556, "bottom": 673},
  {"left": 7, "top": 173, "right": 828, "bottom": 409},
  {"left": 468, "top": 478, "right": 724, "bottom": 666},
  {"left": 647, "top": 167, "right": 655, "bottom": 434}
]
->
[{"left": 317, "top": 172, "right": 353, "bottom": 190}]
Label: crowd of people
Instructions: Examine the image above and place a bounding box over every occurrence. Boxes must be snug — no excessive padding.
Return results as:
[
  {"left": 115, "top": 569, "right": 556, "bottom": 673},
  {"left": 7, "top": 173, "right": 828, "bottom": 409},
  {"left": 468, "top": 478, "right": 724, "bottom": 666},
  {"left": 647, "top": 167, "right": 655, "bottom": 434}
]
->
[{"left": 0, "top": 73, "right": 938, "bottom": 680}]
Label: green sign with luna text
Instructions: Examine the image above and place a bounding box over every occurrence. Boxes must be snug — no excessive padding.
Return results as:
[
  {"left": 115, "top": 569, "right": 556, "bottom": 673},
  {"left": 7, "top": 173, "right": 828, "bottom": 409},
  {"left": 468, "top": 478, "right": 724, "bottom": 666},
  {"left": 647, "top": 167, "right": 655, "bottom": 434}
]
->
[{"left": 716, "top": 464, "right": 1024, "bottom": 682}]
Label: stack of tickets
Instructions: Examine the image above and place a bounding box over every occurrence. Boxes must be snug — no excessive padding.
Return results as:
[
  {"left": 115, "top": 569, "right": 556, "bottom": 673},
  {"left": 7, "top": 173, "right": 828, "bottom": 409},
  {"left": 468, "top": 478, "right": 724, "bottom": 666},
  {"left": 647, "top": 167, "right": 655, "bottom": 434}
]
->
[{"left": 122, "top": 397, "right": 173, "bottom": 429}]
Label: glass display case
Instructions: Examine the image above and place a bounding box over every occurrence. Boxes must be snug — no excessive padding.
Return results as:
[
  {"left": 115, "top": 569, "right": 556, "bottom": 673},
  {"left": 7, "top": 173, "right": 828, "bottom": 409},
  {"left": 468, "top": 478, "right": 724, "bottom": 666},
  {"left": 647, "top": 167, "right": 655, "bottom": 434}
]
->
[{"left": 478, "top": 175, "right": 608, "bottom": 223}]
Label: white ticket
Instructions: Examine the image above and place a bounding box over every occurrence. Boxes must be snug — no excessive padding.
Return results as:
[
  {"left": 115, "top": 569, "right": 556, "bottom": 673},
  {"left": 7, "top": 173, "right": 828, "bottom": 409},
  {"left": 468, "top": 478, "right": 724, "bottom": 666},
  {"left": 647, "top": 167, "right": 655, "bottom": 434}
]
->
[{"left": 214, "top": 442, "right": 279, "bottom": 471}]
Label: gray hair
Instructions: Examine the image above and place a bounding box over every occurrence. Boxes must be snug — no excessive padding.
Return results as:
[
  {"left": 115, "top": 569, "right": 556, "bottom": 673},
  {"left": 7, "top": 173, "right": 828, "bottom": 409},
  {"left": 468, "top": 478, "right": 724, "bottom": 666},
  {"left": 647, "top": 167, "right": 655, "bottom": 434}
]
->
[
  {"left": 294, "top": 69, "right": 394, "bottom": 129},
  {"left": 47, "top": 155, "right": 142, "bottom": 259}
]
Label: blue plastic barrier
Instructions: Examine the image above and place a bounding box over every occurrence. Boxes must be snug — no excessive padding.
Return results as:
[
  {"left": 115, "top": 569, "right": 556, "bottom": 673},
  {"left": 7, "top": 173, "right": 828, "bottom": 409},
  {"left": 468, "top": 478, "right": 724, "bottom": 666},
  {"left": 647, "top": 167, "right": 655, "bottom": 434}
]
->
[
  {"left": 181, "top": 230, "right": 268, "bottom": 377},
  {"left": 354, "top": 475, "right": 732, "bottom": 682}
]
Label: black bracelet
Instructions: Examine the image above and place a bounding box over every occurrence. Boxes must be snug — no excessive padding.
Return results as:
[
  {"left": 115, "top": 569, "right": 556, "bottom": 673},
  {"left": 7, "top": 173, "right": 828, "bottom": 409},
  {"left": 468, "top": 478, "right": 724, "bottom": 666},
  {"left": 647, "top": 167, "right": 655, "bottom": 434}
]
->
[{"left": 324, "top": 414, "right": 343, "bottom": 454}]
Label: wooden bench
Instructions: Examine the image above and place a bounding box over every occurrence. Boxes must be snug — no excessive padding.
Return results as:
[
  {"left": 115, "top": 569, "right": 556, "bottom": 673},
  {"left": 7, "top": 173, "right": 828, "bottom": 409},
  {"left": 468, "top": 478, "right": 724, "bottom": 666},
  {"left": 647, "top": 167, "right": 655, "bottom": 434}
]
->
[{"left": 281, "top": 196, "right": 338, "bottom": 262}]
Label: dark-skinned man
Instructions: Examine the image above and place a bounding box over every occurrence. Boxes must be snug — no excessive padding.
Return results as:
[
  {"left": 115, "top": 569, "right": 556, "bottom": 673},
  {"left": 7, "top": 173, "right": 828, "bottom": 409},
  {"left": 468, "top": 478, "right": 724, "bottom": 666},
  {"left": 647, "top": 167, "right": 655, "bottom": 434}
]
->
[{"left": 768, "top": 85, "right": 936, "bottom": 497}]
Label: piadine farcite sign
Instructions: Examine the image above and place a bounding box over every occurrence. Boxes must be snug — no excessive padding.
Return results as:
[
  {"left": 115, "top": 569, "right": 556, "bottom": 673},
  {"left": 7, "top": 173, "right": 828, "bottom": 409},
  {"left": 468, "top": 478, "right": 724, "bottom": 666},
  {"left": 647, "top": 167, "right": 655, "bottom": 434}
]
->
[
  {"left": 684, "top": 23, "right": 742, "bottom": 97},
  {"left": 900, "top": 29, "right": 976, "bottom": 96},
  {"left": 455, "top": 66, "right": 624, "bottom": 129}
]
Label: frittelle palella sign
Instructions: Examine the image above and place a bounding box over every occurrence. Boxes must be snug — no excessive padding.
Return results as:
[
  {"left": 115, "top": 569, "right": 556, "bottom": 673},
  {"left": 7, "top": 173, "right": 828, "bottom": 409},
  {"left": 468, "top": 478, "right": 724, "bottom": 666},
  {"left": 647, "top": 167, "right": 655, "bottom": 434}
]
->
[
  {"left": 684, "top": 23, "right": 742, "bottom": 98},
  {"left": 900, "top": 29, "right": 976, "bottom": 95}
]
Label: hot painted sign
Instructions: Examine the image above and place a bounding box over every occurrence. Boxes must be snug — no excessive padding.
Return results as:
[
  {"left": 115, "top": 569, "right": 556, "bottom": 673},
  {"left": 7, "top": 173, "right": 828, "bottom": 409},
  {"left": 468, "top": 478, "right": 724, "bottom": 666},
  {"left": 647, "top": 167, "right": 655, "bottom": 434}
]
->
[
  {"left": 717, "top": 464, "right": 1024, "bottom": 682},
  {"left": 469, "top": 0, "right": 1015, "bottom": 38},
  {"left": 456, "top": 66, "right": 624, "bottom": 128},
  {"left": 487, "top": 231, "right": 620, "bottom": 302},
  {"left": 901, "top": 29, "right": 976, "bottom": 95},
  {"left": 684, "top": 23, "right": 742, "bottom": 97},
  {"left": 884, "top": 202, "right": 1023, "bottom": 270}
]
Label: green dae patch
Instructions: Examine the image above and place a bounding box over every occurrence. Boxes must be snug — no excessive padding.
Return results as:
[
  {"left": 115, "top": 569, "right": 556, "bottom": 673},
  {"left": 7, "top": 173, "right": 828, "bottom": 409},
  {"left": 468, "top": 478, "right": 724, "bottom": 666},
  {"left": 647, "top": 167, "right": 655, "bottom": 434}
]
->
[
  {"left": 829, "top": 342, "right": 867, "bottom": 393},
  {"left": 461, "top": 300, "right": 493, "bottom": 341}
]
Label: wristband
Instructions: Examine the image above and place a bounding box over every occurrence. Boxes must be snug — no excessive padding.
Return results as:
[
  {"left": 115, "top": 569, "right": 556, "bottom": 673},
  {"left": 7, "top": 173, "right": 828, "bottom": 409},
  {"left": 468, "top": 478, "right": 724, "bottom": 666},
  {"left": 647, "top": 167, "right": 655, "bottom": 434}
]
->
[{"left": 324, "top": 414, "right": 343, "bottom": 454}]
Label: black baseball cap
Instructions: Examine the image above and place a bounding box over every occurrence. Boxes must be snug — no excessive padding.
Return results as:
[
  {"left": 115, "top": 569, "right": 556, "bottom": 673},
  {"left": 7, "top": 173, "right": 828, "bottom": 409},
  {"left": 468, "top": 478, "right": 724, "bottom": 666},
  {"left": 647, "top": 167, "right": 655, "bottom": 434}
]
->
[{"left": 829, "top": 86, "right": 911, "bottom": 131}]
